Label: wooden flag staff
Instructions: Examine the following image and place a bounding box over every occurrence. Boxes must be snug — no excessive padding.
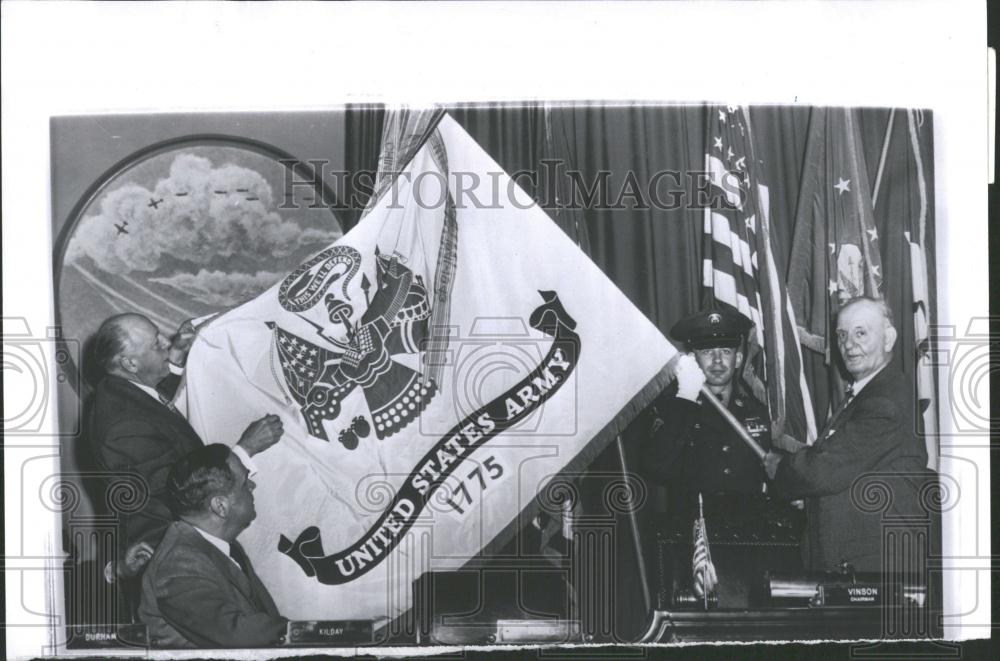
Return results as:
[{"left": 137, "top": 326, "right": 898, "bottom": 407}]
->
[
  {"left": 663, "top": 353, "right": 767, "bottom": 462},
  {"left": 698, "top": 384, "right": 767, "bottom": 461}
]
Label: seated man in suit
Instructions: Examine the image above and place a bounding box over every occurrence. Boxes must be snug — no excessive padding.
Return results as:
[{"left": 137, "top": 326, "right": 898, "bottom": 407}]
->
[
  {"left": 139, "top": 444, "right": 287, "bottom": 648},
  {"left": 86, "top": 313, "right": 284, "bottom": 584},
  {"left": 764, "top": 297, "right": 930, "bottom": 573}
]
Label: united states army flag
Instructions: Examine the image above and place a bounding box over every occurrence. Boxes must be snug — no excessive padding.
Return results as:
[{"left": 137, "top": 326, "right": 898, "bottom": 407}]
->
[{"left": 181, "top": 114, "right": 676, "bottom": 620}]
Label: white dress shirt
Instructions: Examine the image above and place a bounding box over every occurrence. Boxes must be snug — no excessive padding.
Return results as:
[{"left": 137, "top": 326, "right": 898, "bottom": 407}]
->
[
  {"left": 848, "top": 362, "right": 888, "bottom": 398},
  {"left": 192, "top": 525, "right": 242, "bottom": 570}
]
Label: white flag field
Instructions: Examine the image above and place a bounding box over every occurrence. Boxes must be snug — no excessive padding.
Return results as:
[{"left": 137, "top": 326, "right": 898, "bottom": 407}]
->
[{"left": 181, "top": 114, "right": 676, "bottom": 620}]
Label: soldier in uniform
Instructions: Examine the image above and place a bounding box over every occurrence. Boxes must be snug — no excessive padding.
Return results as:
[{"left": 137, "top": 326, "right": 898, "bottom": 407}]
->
[{"left": 640, "top": 307, "right": 802, "bottom": 606}]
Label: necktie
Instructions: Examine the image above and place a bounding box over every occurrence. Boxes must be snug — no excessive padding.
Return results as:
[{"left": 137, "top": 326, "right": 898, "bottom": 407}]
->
[
  {"left": 827, "top": 383, "right": 855, "bottom": 424},
  {"left": 817, "top": 382, "right": 854, "bottom": 443},
  {"left": 158, "top": 393, "right": 179, "bottom": 415},
  {"left": 228, "top": 542, "right": 250, "bottom": 577},
  {"left": 229, "top": 542, "right": 267, "bottom": 609}
]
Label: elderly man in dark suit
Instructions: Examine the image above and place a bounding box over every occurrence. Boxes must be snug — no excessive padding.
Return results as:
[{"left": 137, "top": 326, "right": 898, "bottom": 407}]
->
[
  {"left": 764, "top": 297, "right": 929, "bottom": 572},
  {"left": 86, "top": 313, "right": 284, "bottom": 582},
  {"left": 139, "top": 444, "right": 287, "bottom": 648}
]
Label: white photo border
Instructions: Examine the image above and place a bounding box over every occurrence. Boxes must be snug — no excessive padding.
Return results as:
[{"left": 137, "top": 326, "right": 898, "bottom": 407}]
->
[{"left": 2, "top": 1, "right": 990, "bottom": 657}]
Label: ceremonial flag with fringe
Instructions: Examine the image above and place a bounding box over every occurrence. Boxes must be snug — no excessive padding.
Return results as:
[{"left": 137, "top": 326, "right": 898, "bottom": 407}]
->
[
  {"left": 788, "top": 107, "right": 885, "bottom": 363},
  {"left": 179, "top": 113, "right": 676, "bottom": 621},
  {"left": 903, "top": 109, "right": 939, "bottom": 469}
]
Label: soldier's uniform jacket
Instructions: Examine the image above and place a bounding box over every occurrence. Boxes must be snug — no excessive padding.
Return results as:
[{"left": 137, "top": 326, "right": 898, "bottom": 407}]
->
[
  {"left": 641, "top": 383, "right": 771, "bottom": 498},
  {"left": 639, "top": 307, "right": 803, "bottom": 583}
]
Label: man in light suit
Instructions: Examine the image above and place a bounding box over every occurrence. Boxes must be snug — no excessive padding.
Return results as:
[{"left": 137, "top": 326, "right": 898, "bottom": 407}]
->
[
  {"left": 764, "top": 297, "right": 930, "bottom": 572},
  {"left": 139, "top": 444, "right": 287, "bottom": 648},
  {"left": 86, "top": 313, "right": 284, "bottom": 582}
]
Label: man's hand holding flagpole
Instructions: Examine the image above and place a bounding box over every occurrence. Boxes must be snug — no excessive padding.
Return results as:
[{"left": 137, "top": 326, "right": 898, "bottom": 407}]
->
[{"left": 663, "top": 353, "right": 768, "bottom": 462}]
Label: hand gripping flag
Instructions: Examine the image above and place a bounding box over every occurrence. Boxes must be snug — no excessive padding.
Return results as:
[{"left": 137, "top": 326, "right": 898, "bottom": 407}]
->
[{"left": 180, "top": 114, "right": 676, "bottom": 621}]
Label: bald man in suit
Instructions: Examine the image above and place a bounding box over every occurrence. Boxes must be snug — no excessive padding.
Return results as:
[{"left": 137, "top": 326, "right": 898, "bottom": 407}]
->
[{"left": 86, "top": 313, "right": 284, "bottom": 582}]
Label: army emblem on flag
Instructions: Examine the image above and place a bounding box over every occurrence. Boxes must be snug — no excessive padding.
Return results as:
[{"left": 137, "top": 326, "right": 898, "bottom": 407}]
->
[
  {"left": 268, "top": 246, "right": 437, "bottom": 449},
  {"left": 180, "top": 113, "right": 676, "bottom": 620}
]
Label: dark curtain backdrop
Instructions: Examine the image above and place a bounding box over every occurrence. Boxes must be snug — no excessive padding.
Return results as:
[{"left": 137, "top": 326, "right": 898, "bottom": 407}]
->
[
  {"left": 552, "top": 104, "right": 704, "bottom": 327},
  {"left": 342, "top": 104, "right": 935, "bottom": 640}
]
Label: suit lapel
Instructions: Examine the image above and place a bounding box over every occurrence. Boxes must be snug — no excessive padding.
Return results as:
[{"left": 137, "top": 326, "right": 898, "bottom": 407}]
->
[
  {"left": 233, "top": 541, "right": 280, "bottom": 616},
  {"left": 110, "top": 377, "right": 202, "bottom": 453},
  {"left": 816, "top": 394, "right": 854, "bottom": 445},
  {"left": 176, "top": 522, "right": 259, "bottom": 605},
  {"left": 815, "top": 364, "right": 896, "bottom": 446}
]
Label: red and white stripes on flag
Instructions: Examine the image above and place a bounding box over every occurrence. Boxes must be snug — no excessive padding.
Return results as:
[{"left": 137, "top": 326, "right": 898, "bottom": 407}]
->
[
  {"left": 691, "top": 494, "right": 717, "bottom": 601},
  {"left": 701, "top": 106, "right": 817, "bottom": 444}
]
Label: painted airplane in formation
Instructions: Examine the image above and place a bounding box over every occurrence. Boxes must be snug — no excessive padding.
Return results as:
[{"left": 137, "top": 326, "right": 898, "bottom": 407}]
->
[
  {"left": 236, "top": 188, "right": 249, "bottom": 193},
  {"left": 147, "top": 197, "right": 164, "bottom": 209},
  {"left": 175, "top": 191, "right": 189, "bottom": 197},
  {"left": 246, "top": 196, "right": 259, "bottom": 201},
  {"left": 114, "top": 222, "right": 129, "bottom": 236},
  {"left": 214, "top": 190, "right": 228, "bottom": 195}
]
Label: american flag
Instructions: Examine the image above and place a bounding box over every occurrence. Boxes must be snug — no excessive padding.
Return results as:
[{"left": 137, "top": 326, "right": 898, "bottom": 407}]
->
[
  {"left": 691, "top": 494, "right": 717, "bottom": 604},
  {"left": 701, "top": 105, "right": 817, "bottom": 445}
]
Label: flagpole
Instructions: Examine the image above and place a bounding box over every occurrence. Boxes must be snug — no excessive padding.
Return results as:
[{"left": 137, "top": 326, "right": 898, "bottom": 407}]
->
[
  {"left": 697, "top": 384, "right": 767, "bottom": 461},
  {"left": 661, "top": 353, "right": 768, "bottom": 459},
  {"left": 614, "top": 435, "right": 653, "bottom": 615},
  {"left": 871, "top": 108, "right": 896, "bottom": 209},
  {"left": 699, "top": 494, "right": 707, "bottom": 611}
]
